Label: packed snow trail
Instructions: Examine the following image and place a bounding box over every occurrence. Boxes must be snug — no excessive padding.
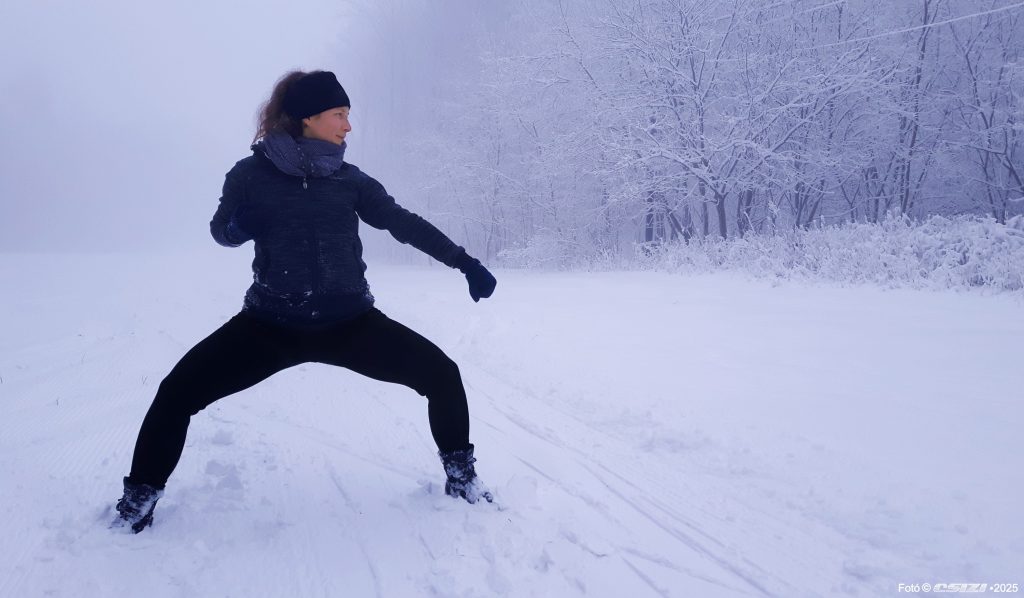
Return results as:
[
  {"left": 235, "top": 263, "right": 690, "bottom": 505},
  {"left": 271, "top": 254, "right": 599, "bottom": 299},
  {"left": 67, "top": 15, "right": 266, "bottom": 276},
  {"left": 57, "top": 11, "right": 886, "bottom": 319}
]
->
[{"left": 1, "top": 252, "right": 1021, "bottom": 597}]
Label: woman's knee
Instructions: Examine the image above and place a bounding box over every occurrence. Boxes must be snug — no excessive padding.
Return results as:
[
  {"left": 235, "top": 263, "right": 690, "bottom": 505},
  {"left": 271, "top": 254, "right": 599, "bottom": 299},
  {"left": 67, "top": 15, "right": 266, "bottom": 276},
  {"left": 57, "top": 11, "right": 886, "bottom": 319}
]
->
[
  {"left": 152, "top": 372, "right": 216, "bottom": 417},
  {"left": 418, "top": 354, "right": 463, "bottom": 396}
]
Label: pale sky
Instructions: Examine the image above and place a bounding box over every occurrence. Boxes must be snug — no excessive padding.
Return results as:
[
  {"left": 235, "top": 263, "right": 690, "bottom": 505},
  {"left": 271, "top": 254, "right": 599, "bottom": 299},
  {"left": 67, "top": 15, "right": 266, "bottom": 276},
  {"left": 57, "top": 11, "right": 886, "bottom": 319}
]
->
[{"left": 0, "top": 0, "right": 357, "bottom": 251}]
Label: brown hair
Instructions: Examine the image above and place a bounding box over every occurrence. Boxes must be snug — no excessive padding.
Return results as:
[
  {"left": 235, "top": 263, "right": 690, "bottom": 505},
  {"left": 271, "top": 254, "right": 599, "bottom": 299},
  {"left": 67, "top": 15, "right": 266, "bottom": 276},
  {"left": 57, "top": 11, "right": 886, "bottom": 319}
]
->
[{"left": 252, "top": 70, "right": 328, "bottom": 144}]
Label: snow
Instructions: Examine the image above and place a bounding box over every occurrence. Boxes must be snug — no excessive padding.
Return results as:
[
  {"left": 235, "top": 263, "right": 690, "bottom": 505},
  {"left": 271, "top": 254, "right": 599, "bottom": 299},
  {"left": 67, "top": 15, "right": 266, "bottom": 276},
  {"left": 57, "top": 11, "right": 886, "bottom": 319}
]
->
[
  {"left": 623, "top": 215, "right": 1024, "bottom": 293},
  {"left": 1, "top": 251, "right": 1021, "bottom": 597}
]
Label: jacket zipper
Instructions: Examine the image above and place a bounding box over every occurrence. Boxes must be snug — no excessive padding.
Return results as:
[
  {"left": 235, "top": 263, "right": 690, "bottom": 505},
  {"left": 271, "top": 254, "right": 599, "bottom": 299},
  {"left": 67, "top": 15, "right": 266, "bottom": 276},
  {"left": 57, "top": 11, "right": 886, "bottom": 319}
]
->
[
  {"left": 305, "top": 177, "right": 319, "bottom": 298},
  {"left": 311, "top": 226, "right": 320, "bottom": 296}
]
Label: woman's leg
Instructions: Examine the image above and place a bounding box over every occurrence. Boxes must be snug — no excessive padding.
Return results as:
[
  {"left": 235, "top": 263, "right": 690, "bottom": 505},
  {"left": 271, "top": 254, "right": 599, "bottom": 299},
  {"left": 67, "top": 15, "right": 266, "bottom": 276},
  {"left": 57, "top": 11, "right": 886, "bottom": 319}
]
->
[
  {"left": 128, "top": 313, "right": 303, "bottom": 488},
  {"left": 309, "top": 308, "right": 471, "bottom": 453}
]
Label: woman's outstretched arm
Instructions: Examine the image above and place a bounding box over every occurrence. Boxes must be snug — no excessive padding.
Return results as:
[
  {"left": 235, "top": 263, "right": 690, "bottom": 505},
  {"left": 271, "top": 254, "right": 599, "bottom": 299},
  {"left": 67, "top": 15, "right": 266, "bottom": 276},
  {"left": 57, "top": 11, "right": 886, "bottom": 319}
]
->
[
  {"left": 353, "top": 170, "right": 465, "bottom": 267},
  {"left": 354, "top": 169, "right": 497, "bottom": 301}
]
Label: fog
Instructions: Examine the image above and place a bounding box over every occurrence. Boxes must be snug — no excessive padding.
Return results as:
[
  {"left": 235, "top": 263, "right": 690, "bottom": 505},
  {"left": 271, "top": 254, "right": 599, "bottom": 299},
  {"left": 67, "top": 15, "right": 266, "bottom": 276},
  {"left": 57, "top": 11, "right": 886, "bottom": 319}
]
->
[
  {"left": 0, "top": 0, "right": 463, "bottom": 253},
  {"left": 4, "top": 0, "right": 1020, "bottom": 263}
]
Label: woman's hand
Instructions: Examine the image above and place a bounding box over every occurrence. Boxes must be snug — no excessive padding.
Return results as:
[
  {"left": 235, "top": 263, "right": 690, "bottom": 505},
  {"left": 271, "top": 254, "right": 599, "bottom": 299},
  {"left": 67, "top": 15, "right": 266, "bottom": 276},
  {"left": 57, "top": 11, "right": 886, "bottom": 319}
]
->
[
  {"left": 230, "top": 204, "right": 262, "bottom": 240},
  {"left": 455, "top": 252, "right": 497, "bottom": 302}
]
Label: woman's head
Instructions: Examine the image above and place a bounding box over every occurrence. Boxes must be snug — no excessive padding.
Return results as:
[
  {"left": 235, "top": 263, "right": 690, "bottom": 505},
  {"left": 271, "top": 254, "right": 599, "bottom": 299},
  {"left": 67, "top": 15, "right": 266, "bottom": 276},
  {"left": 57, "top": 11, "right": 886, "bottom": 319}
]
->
[
  {"left": 301, "top": 106, "right": 351, "bottom": 145},
  {"left": 253, "top": 70, "right": 352, "bottom": 145}
]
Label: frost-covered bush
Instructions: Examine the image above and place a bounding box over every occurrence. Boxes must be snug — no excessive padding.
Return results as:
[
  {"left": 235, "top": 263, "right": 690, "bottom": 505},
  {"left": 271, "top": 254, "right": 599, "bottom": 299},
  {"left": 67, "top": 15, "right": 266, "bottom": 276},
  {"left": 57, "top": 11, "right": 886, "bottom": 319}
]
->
[
  {"left": 498, "top": 229, "right": 632, "bottom": 270},
  {"left": 632, "top": 215, "right": 1024, "bottom": 293}
]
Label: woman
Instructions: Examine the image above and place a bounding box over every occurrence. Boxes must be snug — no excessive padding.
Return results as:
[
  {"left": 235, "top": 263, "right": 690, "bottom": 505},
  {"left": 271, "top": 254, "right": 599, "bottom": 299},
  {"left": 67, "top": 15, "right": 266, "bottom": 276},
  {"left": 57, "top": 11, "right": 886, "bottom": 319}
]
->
[{"left": 112, "top": 70, "right": 497, "bottom": 533}]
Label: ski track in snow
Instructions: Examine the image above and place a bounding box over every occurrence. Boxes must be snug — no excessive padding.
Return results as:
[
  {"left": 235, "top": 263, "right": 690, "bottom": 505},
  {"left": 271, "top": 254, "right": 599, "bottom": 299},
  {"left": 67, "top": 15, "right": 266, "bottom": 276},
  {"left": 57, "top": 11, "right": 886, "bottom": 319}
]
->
[{"left": 1, "top": 253, "right": 1022, "bottom": 597}]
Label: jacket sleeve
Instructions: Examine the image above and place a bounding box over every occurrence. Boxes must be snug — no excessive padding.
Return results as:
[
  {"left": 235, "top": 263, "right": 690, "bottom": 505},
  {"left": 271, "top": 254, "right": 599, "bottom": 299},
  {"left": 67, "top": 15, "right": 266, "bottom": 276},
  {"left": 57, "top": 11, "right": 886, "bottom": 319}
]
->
[
  {"left": 354, "top": 172, "right": 466, "bottom": 267},
  {"left": 210, "top": 167, "right": 251, "bottom": 247}
]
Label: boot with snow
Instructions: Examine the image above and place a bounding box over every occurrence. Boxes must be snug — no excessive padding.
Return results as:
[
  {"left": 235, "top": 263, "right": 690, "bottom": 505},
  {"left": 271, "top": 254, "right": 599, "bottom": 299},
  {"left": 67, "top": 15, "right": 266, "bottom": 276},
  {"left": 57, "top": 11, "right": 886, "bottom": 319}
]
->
[
  {"left": 111, "top": 476, "right": 164, "bottom": 533},
  {"left": 439, "top": 445, "right": 493, "bottom": 504}
]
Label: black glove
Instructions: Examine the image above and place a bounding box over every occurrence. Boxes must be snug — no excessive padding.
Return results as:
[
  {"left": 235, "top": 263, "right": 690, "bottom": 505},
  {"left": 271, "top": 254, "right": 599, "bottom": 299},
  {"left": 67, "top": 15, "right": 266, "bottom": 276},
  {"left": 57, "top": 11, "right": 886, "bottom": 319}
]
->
[
  {"left": 229, "top": 204, "right": 261, "bottom": 241},
  {"left": 455, "top": 251, "right": 497, "bottom": 302}
]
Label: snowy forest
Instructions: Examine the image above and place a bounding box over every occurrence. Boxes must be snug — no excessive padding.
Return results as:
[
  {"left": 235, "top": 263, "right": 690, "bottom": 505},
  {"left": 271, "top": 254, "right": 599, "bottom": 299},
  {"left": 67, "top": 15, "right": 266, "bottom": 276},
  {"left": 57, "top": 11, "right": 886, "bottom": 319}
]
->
[{"left": 344, "top": 0, "right": 1023, "bottom": 285}]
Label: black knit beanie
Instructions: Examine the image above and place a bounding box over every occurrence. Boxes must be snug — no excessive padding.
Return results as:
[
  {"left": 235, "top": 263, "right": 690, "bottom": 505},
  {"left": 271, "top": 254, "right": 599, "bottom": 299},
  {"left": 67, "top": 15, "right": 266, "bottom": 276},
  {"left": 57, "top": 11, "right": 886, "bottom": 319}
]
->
[{"left": 283, "top": 71, "right": 350, "bottom": 120}]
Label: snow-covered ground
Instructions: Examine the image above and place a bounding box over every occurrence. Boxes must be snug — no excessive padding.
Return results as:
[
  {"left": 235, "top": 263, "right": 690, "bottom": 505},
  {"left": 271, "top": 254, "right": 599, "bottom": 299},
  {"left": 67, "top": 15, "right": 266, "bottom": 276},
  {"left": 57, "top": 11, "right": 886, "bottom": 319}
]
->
[{"left": 1, "top": 250, "right": 1021, "bottom": 597}]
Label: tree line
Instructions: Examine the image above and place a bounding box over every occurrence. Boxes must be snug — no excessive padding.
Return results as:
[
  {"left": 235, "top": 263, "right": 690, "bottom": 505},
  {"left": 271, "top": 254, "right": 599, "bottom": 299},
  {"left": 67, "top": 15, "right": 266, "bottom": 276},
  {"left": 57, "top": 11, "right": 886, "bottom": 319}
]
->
[{"left": 356, "top": 0, "right": 1023, "bottom": 264}]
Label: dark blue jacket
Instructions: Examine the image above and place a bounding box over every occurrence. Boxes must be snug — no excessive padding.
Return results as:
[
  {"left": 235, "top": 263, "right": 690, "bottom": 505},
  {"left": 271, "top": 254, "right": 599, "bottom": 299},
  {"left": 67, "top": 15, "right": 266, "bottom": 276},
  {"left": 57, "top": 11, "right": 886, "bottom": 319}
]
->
[{"left": 210, "top": 144, "right": 467, "bottom": 325}]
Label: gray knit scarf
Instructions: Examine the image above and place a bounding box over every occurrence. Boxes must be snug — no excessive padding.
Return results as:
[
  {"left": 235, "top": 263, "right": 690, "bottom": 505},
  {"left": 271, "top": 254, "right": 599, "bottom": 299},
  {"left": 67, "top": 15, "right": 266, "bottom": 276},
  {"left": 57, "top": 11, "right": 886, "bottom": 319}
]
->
[{"left": 257, "top": 129, "right": 347, "bottom": 177}]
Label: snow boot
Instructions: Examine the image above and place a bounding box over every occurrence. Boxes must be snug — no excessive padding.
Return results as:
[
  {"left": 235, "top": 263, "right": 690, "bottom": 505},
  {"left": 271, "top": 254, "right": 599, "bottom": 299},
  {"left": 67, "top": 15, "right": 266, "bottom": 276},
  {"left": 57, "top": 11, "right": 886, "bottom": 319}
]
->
[
  {"left": 111, "top": 476, "right": 164, "bottom": 533},
  {"left": 439, "top": 445, "right": 493, "bottom": 504}
]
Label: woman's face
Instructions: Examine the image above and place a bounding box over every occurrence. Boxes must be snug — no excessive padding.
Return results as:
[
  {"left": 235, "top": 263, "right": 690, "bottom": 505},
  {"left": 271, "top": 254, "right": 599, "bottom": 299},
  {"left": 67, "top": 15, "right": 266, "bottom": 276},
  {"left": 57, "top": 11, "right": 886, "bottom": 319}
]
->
[{"left": 301, "top": 106, "right": 351, "bottom": 145}]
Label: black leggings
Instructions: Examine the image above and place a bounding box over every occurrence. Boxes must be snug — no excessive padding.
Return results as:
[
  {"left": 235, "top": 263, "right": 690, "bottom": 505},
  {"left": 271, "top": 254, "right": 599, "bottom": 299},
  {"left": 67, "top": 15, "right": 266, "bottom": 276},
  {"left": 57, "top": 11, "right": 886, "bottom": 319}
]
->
[{"left": 128, "top": 307, "right": 470, "bottom": 488}]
